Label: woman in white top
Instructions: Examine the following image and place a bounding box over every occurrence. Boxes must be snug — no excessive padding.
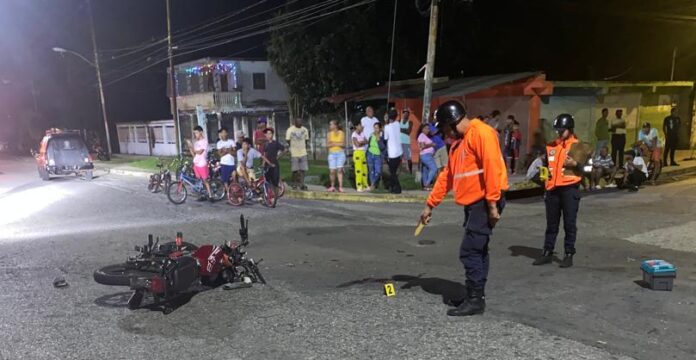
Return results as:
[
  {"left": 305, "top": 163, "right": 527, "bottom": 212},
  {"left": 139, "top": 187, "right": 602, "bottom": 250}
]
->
[{"left": 351, "top": 123, "right": 368, "bottom": 192}]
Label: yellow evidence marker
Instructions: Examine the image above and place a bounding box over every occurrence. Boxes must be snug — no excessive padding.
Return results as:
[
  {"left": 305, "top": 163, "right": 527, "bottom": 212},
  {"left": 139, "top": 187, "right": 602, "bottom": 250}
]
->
[{"left": 384, "top": 283, "right": 396, "bottom": 297}]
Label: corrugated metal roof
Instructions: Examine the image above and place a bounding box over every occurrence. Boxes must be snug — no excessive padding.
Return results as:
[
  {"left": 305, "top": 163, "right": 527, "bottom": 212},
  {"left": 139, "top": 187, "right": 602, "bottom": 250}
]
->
[{"left": 325, "top": 72, "right": 542, "bottom": 103}]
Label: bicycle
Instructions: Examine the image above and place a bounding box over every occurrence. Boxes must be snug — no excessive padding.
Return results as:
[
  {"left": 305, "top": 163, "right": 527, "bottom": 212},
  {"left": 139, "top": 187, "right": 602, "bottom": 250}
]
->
[
  {"left": 147, "top": 159, "right": 174, "bottom": 193},
  {"left": 167, "top": 162, "right": 226, "bottom": 205},
  {"left": 229, "top": 166, "right": 277, "bottom": 208}
]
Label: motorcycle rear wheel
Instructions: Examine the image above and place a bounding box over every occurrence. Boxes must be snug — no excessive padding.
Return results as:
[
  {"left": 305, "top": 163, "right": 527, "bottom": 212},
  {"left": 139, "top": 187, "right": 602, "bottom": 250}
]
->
[{"left": 93, "top": 264, "right": 159, "bottom": 286}]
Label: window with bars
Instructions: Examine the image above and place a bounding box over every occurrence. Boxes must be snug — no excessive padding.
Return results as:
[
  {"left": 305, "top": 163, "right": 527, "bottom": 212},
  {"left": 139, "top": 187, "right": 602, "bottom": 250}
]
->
[
  {"left": 165, "top": 126, "right": 176, "bottom": 144},
  {"left": 151, "top": 126, "right": 164, "bottom": 144},
  {"left": 135, "top": 126, "right": 147, "bottom": 143},
  {"left": 117, "top": 127, "right": 130, "bottom": 142}
]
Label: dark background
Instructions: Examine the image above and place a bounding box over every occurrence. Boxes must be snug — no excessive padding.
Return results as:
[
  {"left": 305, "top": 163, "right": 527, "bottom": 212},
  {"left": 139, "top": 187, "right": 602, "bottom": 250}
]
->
[{"left": 1, "top": 0, "right": 695, "bottom": 144}]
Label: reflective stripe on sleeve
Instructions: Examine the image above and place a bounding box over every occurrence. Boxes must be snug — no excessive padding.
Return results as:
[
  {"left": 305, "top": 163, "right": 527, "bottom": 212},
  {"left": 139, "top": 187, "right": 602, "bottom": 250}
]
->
[{"left": 453, "top": 169, "right": 484, "bottom": 180}]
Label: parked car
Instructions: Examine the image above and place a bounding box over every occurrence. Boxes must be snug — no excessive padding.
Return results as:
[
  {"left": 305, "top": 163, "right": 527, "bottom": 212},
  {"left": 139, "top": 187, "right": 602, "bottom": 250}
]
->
[{"left": 33, "top": 129, "right": 94, "bottom": 181}]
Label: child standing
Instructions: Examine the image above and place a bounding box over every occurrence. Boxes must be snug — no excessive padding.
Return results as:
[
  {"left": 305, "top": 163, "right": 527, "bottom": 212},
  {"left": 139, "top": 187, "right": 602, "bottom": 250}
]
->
[{"left": 351, "top": 123, "right": 369, "bottom": 192}]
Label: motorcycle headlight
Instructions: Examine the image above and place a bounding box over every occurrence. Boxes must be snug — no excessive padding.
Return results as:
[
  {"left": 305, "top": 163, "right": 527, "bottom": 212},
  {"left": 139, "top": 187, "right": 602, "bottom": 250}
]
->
[
  {"left": 583, "top": 165, "right": 593, "bottom": 172},
  {"left": 84, "top": 157, "right": 90, "bottom": 163},
  {"left": 48, "top": 159, "right": 55, "bottom": 166}
]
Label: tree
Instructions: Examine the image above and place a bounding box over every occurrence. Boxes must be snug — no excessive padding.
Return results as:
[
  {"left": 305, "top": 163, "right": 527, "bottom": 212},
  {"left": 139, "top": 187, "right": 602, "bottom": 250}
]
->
[{"left": 267, "top": 1, "right": 389, "bottom": 116}]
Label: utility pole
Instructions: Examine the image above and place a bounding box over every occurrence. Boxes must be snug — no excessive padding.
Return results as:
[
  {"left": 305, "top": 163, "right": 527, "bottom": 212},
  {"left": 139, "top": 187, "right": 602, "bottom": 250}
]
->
[
  {"left": 421, "top": 0, "right": 439, "bottom": 125},
  {"left": 670, "top": 46, "right": 677, "bottom": 81},
  {"left": 166, "top": 0, "right": 181, "bottom": 156},
  {"left": 86, "top": 0, "right": 112, "bottom": 158}
]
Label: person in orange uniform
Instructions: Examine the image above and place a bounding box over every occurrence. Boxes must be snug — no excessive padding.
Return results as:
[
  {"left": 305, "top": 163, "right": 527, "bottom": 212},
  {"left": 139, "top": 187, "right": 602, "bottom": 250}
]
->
[
  {"left": 420, "top": 101, "right": 508, "bottom": 316},
  {"left": 533, "top": 114, "right": 582, "bottom": 268}
]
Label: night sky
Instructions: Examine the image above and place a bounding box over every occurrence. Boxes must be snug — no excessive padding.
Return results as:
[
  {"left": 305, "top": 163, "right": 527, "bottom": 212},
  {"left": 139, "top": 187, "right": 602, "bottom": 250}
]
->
[{"left": 1, "top": 0, "right": 695, "bottom": 144}]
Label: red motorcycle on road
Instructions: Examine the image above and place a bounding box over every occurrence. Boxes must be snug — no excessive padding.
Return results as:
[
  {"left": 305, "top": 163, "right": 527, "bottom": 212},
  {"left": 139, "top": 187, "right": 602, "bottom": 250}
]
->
[{"left": 93, "top": 215, "right": 265, "bottom": 313}]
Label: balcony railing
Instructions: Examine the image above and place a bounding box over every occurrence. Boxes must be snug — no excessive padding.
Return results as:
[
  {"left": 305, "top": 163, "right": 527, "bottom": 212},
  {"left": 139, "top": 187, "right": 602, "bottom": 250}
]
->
[{"left": 173, "top": 91, "right": 242, "bottom": 112}]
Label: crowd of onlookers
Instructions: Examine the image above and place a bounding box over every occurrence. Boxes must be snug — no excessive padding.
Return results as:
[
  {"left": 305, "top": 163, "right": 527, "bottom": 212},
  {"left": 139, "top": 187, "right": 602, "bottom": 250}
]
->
[
  {"left": 525, "top": 107, "right": 682, "bottom": 193},
  {"left": 188, "top": 104, "right": 683, "bottom": 198}
]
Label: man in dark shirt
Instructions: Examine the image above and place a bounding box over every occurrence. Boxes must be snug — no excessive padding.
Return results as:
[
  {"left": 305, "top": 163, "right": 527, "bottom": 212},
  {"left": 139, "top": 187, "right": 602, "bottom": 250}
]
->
[
  {"left": 663, "top": 107, "right": 681, "bottom": 166},
  {"left": 263, "top": 128, "right": 285, "bottom": 187}
]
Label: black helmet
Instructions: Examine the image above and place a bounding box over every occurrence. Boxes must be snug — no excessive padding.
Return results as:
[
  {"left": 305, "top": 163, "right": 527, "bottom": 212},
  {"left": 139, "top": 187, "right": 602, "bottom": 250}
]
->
[
  {"left": 387, "top": 108, "right": 398, "bottom": 120},
  {"left": 434, "top": 101, "right": 467, "bottom": 127},
  {"left": 553, "top": 114, "right": 574, "bottom": 130},
  {"left": 642, "top": 122, "right": 651, "bottom": 128}
]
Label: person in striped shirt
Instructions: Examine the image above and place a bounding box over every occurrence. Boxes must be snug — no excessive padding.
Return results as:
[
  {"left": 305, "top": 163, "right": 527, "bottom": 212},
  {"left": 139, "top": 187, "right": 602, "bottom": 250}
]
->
[{"left": 590, "top": 146, "right": 615, "bottom": 190}]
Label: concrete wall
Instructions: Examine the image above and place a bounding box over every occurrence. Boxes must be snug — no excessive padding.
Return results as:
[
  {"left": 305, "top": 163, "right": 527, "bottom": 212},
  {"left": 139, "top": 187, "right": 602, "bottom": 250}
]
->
[
  {"left": 116, "top": 121, "right": 177, "bottom": 156},
  {"left": 466, "top": 95, "right": 531, "bottom": 155},
  {"left": 238, "top": 61, "right": 289, "bottom": 103}
]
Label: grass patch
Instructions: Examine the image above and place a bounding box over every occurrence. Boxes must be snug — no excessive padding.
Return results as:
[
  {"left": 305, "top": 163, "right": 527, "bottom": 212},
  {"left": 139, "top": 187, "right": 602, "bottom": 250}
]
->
[{"left": 278, "top": 156, "right": 423, "bottom": 191}]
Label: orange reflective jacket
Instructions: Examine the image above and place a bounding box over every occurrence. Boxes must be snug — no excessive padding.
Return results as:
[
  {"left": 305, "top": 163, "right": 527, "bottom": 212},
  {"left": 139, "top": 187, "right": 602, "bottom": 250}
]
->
[
  {"left": 427, "top": 119, "right": 509, "bottom": 208},
  {"left": 545, "top": 135, "right": 582, "bottom": 190}
]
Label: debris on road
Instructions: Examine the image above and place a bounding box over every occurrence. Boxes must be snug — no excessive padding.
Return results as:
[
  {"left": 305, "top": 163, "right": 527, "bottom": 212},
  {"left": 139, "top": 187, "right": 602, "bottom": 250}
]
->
[{"left": 53, "top": 276, "right": 69, "bottom": 288}]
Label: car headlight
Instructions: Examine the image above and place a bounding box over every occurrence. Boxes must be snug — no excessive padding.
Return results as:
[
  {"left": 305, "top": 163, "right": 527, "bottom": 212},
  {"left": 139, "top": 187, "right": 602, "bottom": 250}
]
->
[{"left": 48, "top": 159, "right": 55, "bottom": 166}]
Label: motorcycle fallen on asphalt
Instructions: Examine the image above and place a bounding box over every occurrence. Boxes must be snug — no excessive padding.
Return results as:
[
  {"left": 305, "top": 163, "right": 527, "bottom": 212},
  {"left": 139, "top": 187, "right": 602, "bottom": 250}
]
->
[{"left": 93, "top": 215, "right": 265, "bottom": 313}]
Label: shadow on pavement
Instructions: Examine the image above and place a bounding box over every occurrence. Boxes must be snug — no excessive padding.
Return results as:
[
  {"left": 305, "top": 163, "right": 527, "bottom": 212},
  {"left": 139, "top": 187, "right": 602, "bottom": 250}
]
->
[
  {"left": 95, "top": 290, "right": 199, "bottom": 315},
  {"left": 508, "top": 245, "right": 562, "bottom": 263},
  {"left": 392, "top": 274, "right": 467, "bottom": 305},
  {"left": 633, "top": 279, "right": 651, "bottom": 289},
  {"left": 337, "top": 274, "right": 467, "bottom": 306}
]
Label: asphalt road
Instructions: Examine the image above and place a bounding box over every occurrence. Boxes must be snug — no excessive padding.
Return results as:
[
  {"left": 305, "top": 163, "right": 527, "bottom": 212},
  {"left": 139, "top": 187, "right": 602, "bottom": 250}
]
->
[{"left": 1, "top": 155, "right": 695, "bottom": 360}]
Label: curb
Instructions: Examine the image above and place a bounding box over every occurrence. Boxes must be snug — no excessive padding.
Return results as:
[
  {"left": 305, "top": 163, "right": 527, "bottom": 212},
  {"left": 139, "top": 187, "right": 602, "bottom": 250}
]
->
[
  {"left": 283, "top": 190, "right": 450, "bottom": 204},
  {"left": 102, "top": 167, "right": 151, "bottom": 179}
]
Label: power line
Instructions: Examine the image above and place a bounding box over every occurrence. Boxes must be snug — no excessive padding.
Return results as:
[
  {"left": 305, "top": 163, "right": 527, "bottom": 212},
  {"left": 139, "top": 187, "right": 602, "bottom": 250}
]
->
[
  {"left": 175, "top": 0, "right": 340, "bottom": 49},
  {"left": 102, "top": 0, "right": 375, "bottom": 86}
]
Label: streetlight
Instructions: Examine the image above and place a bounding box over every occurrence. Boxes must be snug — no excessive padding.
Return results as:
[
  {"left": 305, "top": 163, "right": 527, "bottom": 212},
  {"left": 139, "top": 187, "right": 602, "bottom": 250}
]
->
[
  {"left": 51, "top": 0, "right": 111, "bottom": 159},
  {"left": 52, "top": 47, "right": 95, "bottom": 67}
]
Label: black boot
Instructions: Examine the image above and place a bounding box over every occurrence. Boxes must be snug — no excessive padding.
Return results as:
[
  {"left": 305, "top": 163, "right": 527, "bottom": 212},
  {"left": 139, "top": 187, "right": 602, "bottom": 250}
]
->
[
  {"left": 532, "top": 250, "right": 553, "bottom": 266},
  {"left": 447, "top": 287, "right": 485, "bottom": 316},
  {"left": 559, "top": 253, "right": 574, "bottom": 268}
]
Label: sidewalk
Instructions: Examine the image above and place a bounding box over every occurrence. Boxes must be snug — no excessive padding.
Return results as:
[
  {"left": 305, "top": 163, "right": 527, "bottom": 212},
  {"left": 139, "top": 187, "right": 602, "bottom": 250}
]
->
[{"left": 95, "top": 150, "right": 696, "bottom": 203}]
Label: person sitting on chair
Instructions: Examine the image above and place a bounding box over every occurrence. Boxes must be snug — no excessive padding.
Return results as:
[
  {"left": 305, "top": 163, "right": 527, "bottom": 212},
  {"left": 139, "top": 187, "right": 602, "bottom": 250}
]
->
[{"left": 590, "top": 146, "right": 615, "bottom": 190}]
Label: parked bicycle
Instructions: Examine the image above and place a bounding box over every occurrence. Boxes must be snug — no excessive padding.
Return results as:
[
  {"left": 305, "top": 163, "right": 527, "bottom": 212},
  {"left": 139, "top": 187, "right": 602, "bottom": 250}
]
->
[
  {"left": 148, "top": 160, "right": 173, "bottom": 193},
  {"left": 228, "top": 166, "right": 277, "bottom": 208},
  {"left": 167, "top": 161, "right": 226, "bottom": 204}
]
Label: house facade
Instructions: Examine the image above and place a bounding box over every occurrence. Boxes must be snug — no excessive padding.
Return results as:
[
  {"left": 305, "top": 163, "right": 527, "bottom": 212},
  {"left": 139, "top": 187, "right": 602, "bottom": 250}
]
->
[{"left": 167, "top": 58, "right": 290, "bottom": 146}]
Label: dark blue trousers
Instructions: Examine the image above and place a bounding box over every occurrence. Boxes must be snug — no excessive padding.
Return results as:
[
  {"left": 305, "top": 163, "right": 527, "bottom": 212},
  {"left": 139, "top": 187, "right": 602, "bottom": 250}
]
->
[
  {"left": 544, "top": 185, "right": 580, "bottom": 254},
  {"left": 460, "top": 196, "right": 505, "bottom": 289}
]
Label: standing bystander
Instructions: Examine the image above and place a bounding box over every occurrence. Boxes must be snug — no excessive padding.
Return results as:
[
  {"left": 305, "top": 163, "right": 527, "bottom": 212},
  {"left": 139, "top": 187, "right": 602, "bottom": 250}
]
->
[
  {"left": 399, "top": 109, "right": 413, "bottom": 173},
  {"left": 326, "top": 120, "right": 346, "bottom": 193},
  {"left": 351, "top": 123, "right": 369, "bottom": 192},
  {"left": 383, "top": 109, "right": 403, "bottom": 194},
  {"left": 595, "top": 108, "right": 610, "bottom": 153},
  {"left": 285, "top": 118, "right": 310, "bottom": 190},
  {"left": 663, "top": 107, "right": 681, "bottom": 167},
  {"left": 360, "top": 106, "right": 379, "bottom": 140},
  {"left": 610, "top": 109, "right": 627, "bottom": 167},
  {"left": 216, "top": 127, "right": 236, "bottom": 186}
]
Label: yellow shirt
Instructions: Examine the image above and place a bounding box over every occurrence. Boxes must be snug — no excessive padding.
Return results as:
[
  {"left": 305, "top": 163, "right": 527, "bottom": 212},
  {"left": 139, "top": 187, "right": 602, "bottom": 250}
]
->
[{"left": 328, "top": 130, "right": 345, "bottom": 153}]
